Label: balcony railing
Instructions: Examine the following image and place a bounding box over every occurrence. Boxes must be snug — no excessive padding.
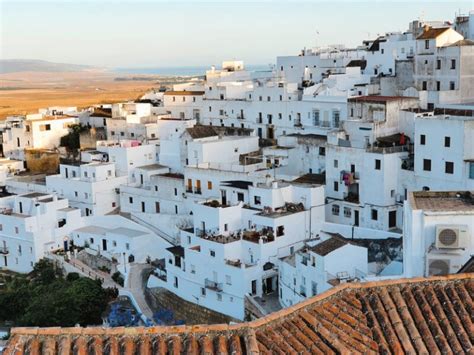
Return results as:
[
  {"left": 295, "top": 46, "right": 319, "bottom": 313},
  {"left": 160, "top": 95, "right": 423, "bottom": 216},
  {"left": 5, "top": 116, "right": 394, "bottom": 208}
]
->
[
  {"left": 0, "top": 247, "right": 9, "bottom": 255},
  {"left": 186, "top": 188, "right": 193, "bottom": 193},
  {"left": 194, "top": 188, "right": 202, "bottom": 195},
  {"left": 205, "top": 279, "right": 223, "bottom": 292}
]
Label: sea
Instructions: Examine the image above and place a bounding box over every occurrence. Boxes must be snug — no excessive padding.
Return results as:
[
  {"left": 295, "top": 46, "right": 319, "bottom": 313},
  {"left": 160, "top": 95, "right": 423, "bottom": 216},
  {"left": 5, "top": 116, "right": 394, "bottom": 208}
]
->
[{"left": 113, "top": 64, "right": 271, "bottom": 77}]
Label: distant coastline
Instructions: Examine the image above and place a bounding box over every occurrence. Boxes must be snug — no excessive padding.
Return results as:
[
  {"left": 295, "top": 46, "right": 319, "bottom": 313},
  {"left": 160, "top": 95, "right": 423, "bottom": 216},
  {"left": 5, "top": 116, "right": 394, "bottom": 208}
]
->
[{"left": 113, "top": 64, "right": 272, "bottom": 77}]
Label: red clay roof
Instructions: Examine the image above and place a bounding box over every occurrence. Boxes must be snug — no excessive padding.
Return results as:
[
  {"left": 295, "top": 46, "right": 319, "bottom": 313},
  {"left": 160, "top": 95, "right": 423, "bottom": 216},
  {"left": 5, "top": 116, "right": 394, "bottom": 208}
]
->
[
  {"left": 348, "top": 95, "right": 417, "bottom": 103},
  {"left": 4, "top": 274, "right": 473, "bottom": 354},
  {"left": 163, "top": 91, "right": 205, "bottom": 96},
  {"left": 417, "top": 27, "right": 450, "bottom": 40}
]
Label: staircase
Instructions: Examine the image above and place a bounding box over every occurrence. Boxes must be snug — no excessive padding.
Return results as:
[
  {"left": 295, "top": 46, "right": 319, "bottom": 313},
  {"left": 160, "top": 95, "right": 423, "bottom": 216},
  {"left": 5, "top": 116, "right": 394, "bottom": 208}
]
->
[{"left": 128, "top": 213, "right": 179, "bottom": 246}]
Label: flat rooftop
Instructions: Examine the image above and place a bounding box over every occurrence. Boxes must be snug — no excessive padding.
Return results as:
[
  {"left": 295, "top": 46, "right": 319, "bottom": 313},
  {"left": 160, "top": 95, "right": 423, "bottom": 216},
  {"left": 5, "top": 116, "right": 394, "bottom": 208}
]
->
[{"left": 411, "top": 191, "right": 474, "bottom": 212}]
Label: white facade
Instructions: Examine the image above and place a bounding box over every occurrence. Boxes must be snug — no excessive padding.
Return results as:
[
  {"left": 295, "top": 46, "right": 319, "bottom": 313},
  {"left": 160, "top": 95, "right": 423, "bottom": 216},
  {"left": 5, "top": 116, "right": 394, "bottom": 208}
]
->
[
  {"left": 0, "top": 193, "right": 82, "bottom": 273},
  {"left": 403, "top": 191, "right": 474, "bottom": 278},
  {"left": 279, "top": 234, "right": 368, "bottom": 307}
]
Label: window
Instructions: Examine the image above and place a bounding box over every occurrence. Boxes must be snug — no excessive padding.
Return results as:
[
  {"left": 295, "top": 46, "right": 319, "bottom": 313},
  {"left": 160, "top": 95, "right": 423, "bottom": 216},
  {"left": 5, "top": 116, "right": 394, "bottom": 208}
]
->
[
  {"left": 319, "top": 147, "right": 325, "bottom": 156},
  {"left": 209, "top": 106, "right": 212, "bottom": 112},
  {"left": 312, "top": 110, "right": 320, "bottom": 125},
  {"left": 175, "top": 205, "right": 178, "bottom": 214},
  {"left": 279, "top": 95, "right": 283, "bottom": 101},
  {"left": 201, "top": 287, "right": 206, "bottom": 296},
  {"left": 436, "top": 81, "right": 440, "bottom": 91},
  {"left": 254, "top": 196, "right": 261, "bottom": 205},
  {"left": 172, "top": 96, "right": 176, "bottom": 102},
  {"left": 191, "top": 264, "right": 196, "bottom": 274},
  {"left": 129, "top": 197, "right": 133, "bottom": 204},
  {"left": 277, "top": 225, "right": 285, "bottom": 237},
  {"left": 444, "top": 136, "right": 451, "bottom": 147},
  {"left": 220, "top": 94, "right": 224, "bottom": 100},
  {"left": 207, "top": 181, "right": 212, "bottom": 190},
  {"left": 371, "top": 209, "right": 378, "bottom": 220},
  {"left": 425, "top": 40, "right": 429, "bottom": 49},
  {"left": 450, "top": 81, "right": 455, "bottom": 90},
  {"left": 331, "top": 204, "right": 340, "bottom": 216},
  {"left": 469, "top": 162, "right": 474, "bottom": 179},
  {"left": 224, "top": 224, "right": 228, "bottom": 232},
  {"left": 219, "top": 109, "right": 224, "bottom": 116},
  {"left": 174, "top": 277, "right": 178, "bottom": 288},
  {"left": 332, "top": 110, "right": 340, "bottom": 127},
  {"left": 422, "top": 81, "right": 427, "bottom": 90},
  {"left": 375, "top": 159, "right": 381, "bottom": 170},
  {"left": 217, "top": 294, "right": 222, "bottom": 301},
  {"left": 267, "top": 96, "right": 271, "bottom": 101},
  {"left": 334, "top": 160, "right": 338, "bottom": 168},
  {"left": 436, "top": 59, "right": 441, "bottom": 69},
  {"left": 445, "top": 161, "right": 454, "bottom": 174},
  {"left": 225, "top": 275, "right": 232, "bottom": 285},
  {"left": 343, "top": 207, "right": 351, "bottom": 218},
  {"left": 451, "top": 59, "right": 456, "bottom": 69},
  {"left": 423, "top": 159, "right": 431, "bottom": 171},
  {"left": 90, "top": 238, "right": 94, "bottom": 244},
  {"left": 112, "top": 202, "right": 116, "bottom": 208},
  {"left": 210, "top": 250, "right": 215, "bottom": 257},
  {"left": 420, "top": 134, "right": 426, "bottom": 145},
  {"left": 259, "top": 96, "right": 262, "bottom": 101},
  {"left": 333, "top": 181, "right": 339, "bottom": 192}
]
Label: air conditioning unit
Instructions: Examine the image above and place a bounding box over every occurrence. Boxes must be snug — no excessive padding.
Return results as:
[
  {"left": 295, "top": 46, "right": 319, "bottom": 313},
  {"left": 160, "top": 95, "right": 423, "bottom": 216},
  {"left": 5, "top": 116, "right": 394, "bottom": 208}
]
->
[
  {"left": 426, "top": 257, "right": 451, "bottom": 276},
  {"left": 435, "top": 225, "right": 469, "bottom": 249}
]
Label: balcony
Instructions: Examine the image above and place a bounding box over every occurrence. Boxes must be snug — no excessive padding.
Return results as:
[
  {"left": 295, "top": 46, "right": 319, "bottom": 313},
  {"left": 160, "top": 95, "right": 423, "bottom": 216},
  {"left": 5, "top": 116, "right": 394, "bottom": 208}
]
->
[
  {"left": 0, "top": 246, "right": 9, "bottom": 255},
  {"left": 344, "top": 192, "right": 360, "bottom": 204},
  {"left": 194, "top": 188, "right": 202, "bottom": 195},
  {"left": 186, "top": 187, "right": 193, "bottom": 193},
  {"left": 205, "top": 278, "right": 223, "bottom": 292}
]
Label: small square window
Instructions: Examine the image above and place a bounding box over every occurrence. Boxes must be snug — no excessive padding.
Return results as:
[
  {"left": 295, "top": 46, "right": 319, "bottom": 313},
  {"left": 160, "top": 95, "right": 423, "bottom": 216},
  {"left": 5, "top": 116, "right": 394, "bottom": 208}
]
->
[
  {"left": 375, "top": 159, "right": 381, "bottom": 170},
  {"left": 210, "top": 250, "right": 216, "bottom": 257},
  {"left": 444, "top": 137, "right": 450, "bottom": 147},
  {"left": 445, "top": 161, "right": 454, "bottom": 174},
  {"left": 254, "top": 196, "right": 261, "bottom": 205},
  {"left": 371, "top": 209, "right": 378, "bottom": 220},
  {"left": 423, "top": 159, "right": 431, "bottom": 171}
]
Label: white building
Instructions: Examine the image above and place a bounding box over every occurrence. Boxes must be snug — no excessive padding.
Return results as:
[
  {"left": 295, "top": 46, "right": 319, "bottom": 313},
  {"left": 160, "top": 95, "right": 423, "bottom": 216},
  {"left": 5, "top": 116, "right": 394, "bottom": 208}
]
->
[
  {"left": 2, "top": 111, "right": 79, "bottom": 160},
  {"left": 403, "top": 191, "right": 474, "bottom": 278},
  {"left": 159, "top": 178, "right": 325, "bottom": 320},
  {"left": 70, "top": 215, "right": 169, "bottom": 277},
  {"left": 45, "top": 161, "right": 127, "bottom": 216},
  {"left": 279, "top": 233, "right": 368, "bottom": 307},
  {"left": 0, "top": 192, "right": 82, "bottom": 273}
]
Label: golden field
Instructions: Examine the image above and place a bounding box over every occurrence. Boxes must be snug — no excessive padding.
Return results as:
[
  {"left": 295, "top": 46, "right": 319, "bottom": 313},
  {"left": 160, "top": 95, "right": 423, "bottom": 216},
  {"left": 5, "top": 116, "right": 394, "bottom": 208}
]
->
[{"left": 0, "top": 70, "right": 158, "bottom": 118}]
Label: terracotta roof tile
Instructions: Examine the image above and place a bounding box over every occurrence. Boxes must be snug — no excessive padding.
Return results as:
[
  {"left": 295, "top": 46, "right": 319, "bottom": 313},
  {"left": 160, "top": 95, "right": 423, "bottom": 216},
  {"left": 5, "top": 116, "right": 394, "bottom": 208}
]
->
[{"left": 4, "top": 275, "right": 473, "bottom": 354}]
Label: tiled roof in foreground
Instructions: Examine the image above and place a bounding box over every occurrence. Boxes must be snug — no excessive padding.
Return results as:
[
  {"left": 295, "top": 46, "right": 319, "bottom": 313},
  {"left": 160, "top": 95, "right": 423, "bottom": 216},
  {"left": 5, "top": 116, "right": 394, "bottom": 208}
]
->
[{"left": 4, "top": 274, "right": 473, "bottom": 354}]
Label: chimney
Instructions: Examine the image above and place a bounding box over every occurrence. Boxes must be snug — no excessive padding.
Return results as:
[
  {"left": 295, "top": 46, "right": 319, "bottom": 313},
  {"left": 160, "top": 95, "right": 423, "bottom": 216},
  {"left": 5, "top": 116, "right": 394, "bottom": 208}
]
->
[{"left": 423, "top": 25, "right": 430, "bottom": 33}]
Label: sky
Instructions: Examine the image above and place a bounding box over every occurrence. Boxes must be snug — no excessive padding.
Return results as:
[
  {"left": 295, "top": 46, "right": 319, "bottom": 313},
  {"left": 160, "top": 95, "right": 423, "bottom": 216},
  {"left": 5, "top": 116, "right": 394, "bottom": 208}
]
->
[{"left": 0, "top": 0, "right": 472, "bottom": 68}]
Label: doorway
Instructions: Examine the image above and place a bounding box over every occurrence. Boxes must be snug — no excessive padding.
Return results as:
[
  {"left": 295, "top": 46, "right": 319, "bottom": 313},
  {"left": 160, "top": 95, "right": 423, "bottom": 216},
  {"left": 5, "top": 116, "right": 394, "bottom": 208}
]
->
[
  {"left": 354, "top": 210, "right": 359, "bottom": 226},
  {"left": 389, "top": 210, "right": 397, "bottom": 229},
  {"left": 102, "top": 239, "right": 107, "bottom": 251}
]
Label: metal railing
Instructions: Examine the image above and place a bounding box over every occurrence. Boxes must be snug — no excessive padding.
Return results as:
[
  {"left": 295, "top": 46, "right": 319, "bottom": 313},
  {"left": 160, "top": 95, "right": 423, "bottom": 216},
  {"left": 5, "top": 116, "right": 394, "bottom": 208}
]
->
[{"left": 0, "top": 247, "right": 9, "bottom": 255}]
